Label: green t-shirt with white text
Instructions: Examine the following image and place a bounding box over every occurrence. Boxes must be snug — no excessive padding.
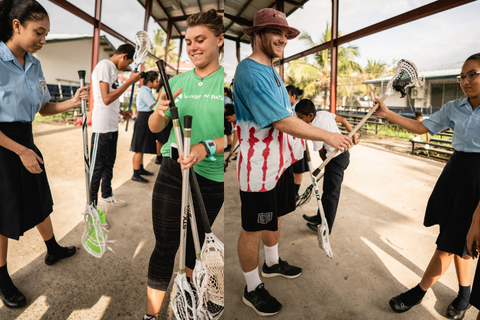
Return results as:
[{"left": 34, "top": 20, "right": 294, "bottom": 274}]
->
[{"left": 155, "top": 67, "right": 224, "bottom": 182}]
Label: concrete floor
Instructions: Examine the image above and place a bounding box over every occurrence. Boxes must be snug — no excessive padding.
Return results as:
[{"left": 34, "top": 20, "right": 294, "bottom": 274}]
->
[
  {"left": 1, "top": 123, "right": 478, "bottom": 319},
  {"left": 224, "top": 136, "right": 478, "bottom": 320},
  {"left": 0, "top": 122, "right": 223, "bottom": 320}
]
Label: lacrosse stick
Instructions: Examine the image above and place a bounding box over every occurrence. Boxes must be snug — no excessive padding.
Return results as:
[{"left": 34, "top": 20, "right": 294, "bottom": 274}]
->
[
  {"left": 171, "top": 115, "right": 198, "bottom": 320},
  {"left": 170, "top": 114, "right": 211, "bottom": 320},
  {"left": 304, "top": 144, "right": 333, "bottom": 259},
  {"left": 297, "top": 59, "right": 424, "bottom": 206},
  {"left": 125, "top": 30, "right": 151, "bottom": 131},
  {"left": 312, "top": 59, "right": 423, "bottom": 176},
  {"left": 157, "top": 60, "right": 224, "bottom": 314},
  {"left": 77, "top": 71, "right": 112, "bottom": 258}
]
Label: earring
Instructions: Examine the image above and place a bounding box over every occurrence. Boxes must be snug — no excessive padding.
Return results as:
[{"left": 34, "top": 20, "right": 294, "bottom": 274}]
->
[{"left": 16, "top": 30, "right": 20, "bottom": 33}]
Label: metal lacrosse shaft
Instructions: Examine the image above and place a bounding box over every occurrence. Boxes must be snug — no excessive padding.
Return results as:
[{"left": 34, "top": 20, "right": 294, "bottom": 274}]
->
[
  {"left": 78, "top": 70, "right": 92, "bottom": 205},
  {"left": 156, "top": 60, "right": 213, "bottom": 234},
  {"left": 179, "top": 115, "right": 193, "bottom": 273}
]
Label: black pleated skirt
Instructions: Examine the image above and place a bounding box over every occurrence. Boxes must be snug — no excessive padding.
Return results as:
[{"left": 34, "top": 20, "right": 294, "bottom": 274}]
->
[
  {"left": 0, "top": 122, "right": 53, "bottom": 240},
  {"left": 424, "top": 151, "right": 480, "bottom": 257},
  {"left": 130, "top": 111, "right": 157, "bottom": 154}
]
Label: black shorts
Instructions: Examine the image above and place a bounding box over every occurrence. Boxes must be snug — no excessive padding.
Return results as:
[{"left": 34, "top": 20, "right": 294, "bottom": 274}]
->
[
  {"left": 292, "top": 151, "right": 308, "bottom": 174},
  {"left": 240, "top": 166, "right": 295, "bottom": 232}
]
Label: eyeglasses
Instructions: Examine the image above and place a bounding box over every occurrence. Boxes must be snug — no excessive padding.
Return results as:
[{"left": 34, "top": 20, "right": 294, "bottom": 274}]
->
[{"left": 456, "top": 71, "right": 480, "bottom": 83}]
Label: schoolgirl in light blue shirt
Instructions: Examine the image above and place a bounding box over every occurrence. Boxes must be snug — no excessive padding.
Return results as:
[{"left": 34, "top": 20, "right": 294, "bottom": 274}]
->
[
  {"left": 0, "top": 0, "right": 88, "bottom": 309},
  {"left": 130, "top": 71, "right": 159, "bottom": 182},
  {"left": 136, "top": 85, "right": 157, "bottom": 112},
  {"left": 0, "top": 41, "right": 51, "bottom": 122},
  {"left": 373, "top": 53, "right": 480, "bottom": 316}
]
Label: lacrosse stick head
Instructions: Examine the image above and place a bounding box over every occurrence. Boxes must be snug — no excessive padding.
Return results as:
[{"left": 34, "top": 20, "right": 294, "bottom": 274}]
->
[
  {"left": 384, "top": 59, "right": 424, "bottom": 98},
  {"left": 133, "top": 30, "right": 151, "bottom": 67},
  {"left": 296, "top": 184, "right": 313, "bottom": 208},
  {"left": 199, "top": 233, "right": 224, "bottom": 307},
  {"left": 317, "top": 221, "right": 333, "bottom": 259},
  {"left": 171, "top": 273, "right": 197, "bottom": 320},
  {"left": 81, "top": 205, "right": 107, "bottom": 258}
]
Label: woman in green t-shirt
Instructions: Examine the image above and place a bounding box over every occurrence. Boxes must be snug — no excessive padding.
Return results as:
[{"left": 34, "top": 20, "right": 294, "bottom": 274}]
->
[{"left": 145, "top": 9, "right": 224, "bottom": 318}]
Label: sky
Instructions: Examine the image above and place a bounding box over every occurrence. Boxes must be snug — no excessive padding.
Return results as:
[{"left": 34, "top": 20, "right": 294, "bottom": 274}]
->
[{"left": 37, "top": 0, "right": 480, "bottom": 83}]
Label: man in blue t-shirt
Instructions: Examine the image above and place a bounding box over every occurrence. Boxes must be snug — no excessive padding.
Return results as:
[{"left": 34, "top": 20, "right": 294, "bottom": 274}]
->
[{"left": 233, "top": 8, "right": 353, "bottom": 316}]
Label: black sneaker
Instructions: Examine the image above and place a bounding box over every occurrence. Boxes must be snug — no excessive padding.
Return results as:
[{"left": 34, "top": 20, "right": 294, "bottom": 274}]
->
[
  {"left": 132, "top": 175, "right": 148, "bottom": 183},
  {"left": 224, "top": 144, "right": 232, "bottom": 152},
  {"left": 242, "top": 283, "right": 282, "bottom": 316},
  {"left": 261, "top": 258, "right": 302, "bottom": 279},
  {"left": 139, "top": 169, "right": 154, "bottom": 176}
]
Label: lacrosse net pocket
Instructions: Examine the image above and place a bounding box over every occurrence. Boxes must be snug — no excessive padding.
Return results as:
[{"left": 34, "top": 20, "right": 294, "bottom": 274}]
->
[{"left": 81, "top": 204, "right": 115, "bottom": 258}]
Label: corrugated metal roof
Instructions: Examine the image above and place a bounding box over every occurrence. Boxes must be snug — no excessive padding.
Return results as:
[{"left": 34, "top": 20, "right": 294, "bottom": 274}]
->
[
  {"left": 224, "top": 0, "right": 310, "bottom": 44},
  {"left": 136, "top": 0, "right": 223, "bottom": 39}
]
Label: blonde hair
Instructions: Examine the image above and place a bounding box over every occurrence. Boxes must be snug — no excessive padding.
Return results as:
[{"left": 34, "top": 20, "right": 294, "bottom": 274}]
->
[{"left": 186, "top": 9, "right": 224, "bottom": 61}]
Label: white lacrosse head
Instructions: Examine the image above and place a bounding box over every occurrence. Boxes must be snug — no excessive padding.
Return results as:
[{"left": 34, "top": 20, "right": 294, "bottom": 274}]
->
[
  {"left": 384, "top": 59, "right": 424, "bottom": 98},
  {"left": 317, "top": 221, "right": 333, "bottom": 259},
  {"left": 81, "top": 205, "right": 108, "bottom": 258},
  {"left": 133, "top": 30, "right": 151, "bottom": 67},
  {"left": 171, "top": 273, "right": 197, "bottom": 320},
  {"left": 200, "top": 233, "right": 224, "bottom": 307}
]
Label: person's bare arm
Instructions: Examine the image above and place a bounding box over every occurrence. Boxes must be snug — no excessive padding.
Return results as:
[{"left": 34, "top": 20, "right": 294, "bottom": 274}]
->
[
  {"left": 373, "top": 97, "right": 429, "bottom": 134},
  {"left": 179, "top": 137, "right": 224, "bottom": 170},
  {"left": 99, "top": 71, "right": 141, "bottom": 106},
  {"left": 148, "top": 88, "right": 182, "bottom": 133},
  {"left": 335, "top": 115, "right": 359, "bottom": 145},
  {"left": 39, "top": 86, "right": 88, "bottom": 116},
  {"left": 273, "top": 116, "right": 352, "bottom": 151},
  {"left": 467, "top": 200, "right": 480, "bottom": 259}
]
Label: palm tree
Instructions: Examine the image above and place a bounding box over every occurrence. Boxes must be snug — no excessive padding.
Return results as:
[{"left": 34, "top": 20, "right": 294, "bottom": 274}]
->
[
  {"left": 364, "top": 59, "right": 388, "bottom": 78},
  {"left": 361, "top": 59, "right": 388, "bottom": 100},
  {"left": 145, "top": 28, "right": 179, "bottom": 70},
  {"left": 292, "top": 22, "right": 361, "bottom": 107}
]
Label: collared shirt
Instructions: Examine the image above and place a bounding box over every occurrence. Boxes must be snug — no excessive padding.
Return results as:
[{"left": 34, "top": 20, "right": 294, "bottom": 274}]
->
[
  {"left": 136, "top": 85, "right": 156, "bottom": 112},
  {"left": 311, "top": 111, "right": 342, "bottom": 158},
  {"left": 422, "top": 98, "right": 480, "bottom": 152},
  {"left": 233, "top": 58, "right": 304, "bottom": 192},
  {"left": 0, "top": 41, "right": 51, "bottom": 123}
]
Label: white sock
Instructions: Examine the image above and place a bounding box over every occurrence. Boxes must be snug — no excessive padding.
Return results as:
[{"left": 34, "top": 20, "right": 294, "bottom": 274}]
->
[
  {"left": 243, "top": 267, "right": 262, "bottom": 292},
  {"left": 264, "top": 243, "right": 279, "bottom": 267}
]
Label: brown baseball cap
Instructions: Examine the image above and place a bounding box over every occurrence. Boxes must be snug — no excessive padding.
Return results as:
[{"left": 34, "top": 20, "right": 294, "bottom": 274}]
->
[{"left": 242, "top": 8, "right": 300, "bottom": 40}]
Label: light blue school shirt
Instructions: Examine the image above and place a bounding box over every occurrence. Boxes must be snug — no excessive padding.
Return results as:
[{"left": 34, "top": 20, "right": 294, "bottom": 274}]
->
[
  {"left": 233, "top": 58, "right": 292, "bottom": 129},
  {"left": 135, "top": 85, "right": 156, "bottom": 112},
  {"left": 422, "top": 98, "right": 480, "bottom": 152},
  {"left": 0, "top": 41, "right": 51, "bottom": 123}
]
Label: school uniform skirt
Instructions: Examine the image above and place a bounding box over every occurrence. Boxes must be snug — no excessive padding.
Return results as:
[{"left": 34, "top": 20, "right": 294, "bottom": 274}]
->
[
  {"left": 130, "top": 111, "right": 157, "bottom": 154},
  {"left": 424, "top": 151, "right": 480, "bottom": 257},
  {"left": 0, "top": 122, "right": 53, "bottom": 240}
]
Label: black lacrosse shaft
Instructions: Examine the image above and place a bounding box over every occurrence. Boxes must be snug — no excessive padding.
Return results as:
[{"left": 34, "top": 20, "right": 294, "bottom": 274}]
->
[
  {"left": 78, "top": 70, "right": 92, "bottom": 205},
  {"left": 156, "top": 60, "right": 213, "bottom": 234}
]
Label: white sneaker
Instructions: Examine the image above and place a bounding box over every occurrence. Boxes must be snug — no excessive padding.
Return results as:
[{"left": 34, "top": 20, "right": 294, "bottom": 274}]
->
[{"left": 99, "top": 195, "right": 127, "bottom": 207}]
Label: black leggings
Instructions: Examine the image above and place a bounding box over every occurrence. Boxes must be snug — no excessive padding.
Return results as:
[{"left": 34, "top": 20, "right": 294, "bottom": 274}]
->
[{"left": 148, "top": 158, "right": 224, "bottom": 291}]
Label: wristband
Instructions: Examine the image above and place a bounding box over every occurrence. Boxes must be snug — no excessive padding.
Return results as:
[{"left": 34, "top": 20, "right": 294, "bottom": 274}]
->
[{"left": 200, "top": 140, "right": 217, "bottom": 161}]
